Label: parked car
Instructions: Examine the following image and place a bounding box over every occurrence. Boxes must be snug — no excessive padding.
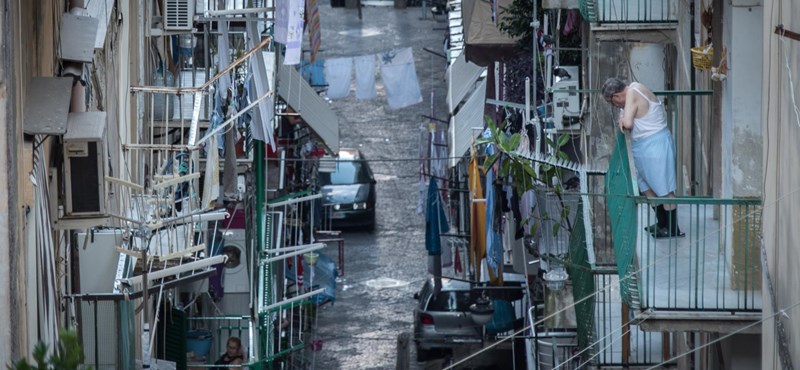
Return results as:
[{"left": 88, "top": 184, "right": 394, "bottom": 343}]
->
[
  {"left": 319, "top": 149, "right": 376, "bottom": 230},
  {"left": 412, "top": 274, "right": 527, "bottom": 362}
]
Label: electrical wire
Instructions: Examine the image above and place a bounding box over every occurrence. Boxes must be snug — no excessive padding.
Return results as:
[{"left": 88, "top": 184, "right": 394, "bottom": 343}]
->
[
  {"left": 266, "top": 155, "right": 489, "bottom": 163},
  {"left": 645, "top": 298, "right": 800, "bottom": 370},
  {"left": 446, "top": 172, "right": 800, "bottom": 370},
  {"left": 779, "top": 35, "right": 800, "bottom": 130}
]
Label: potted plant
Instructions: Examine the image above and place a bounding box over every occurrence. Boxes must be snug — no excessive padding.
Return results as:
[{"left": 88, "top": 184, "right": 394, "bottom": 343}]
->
[
  {"left": 9, "top": 329, "right": 93, "bottom": 370},
  {"left": 477, "top": 116, "right": 580, "bottom": 288}
]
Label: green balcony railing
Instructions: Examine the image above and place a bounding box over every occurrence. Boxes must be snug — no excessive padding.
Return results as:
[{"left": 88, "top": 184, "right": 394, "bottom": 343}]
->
[
  {"left": 593, "top": 272, "right": 665, "bottom": 367},
  {"left": 565, "top": 186, "right": 672, "bottom": 367},
  {"left": 580, "top": 0, "right": 679, "bottom": 24},
  {"left": 550, "top": 88, "right": 713, "bottom": 196},
  {"left": 655, "top": 90, "right": 714, "bottom": 197},
  {"left": 635, "top": 197, "right": 762, "bottom": 312},
  {"left": 186, "top": 315, "right": 255, "bottom": 368},
  {"left": 605, "top": 129, "right": 762, "bottom": 314}
]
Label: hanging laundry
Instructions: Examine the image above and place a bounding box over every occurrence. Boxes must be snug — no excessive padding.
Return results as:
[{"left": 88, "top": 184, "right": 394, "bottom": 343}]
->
[
  {"left": 276, "top": 0, "right": 305, "bottom": 65},
  {"left": 468, "top": 152, "right": 487, "bottom": 281},
  {"left": 354, "top": 55, "right": 377, "bottom": 100},
  {"left": 325, "top": 57, "right": 353, "bottom": 99},
  {"left": 201, "top": 134, "right": 220, "bottom": 209},
  {"left": 245, "top": 23, "right": 275, "bottom": 146},
  {"left": 441, "top": 238, "right": 453, "bottom": 268},
  {"left": 484, "top": 156, "right": 504, "bottom": 285},
  {"left": 563, "top": 9, "right": 581, "bottom": 36},
  {"left": 379, "top": 47, "right": 423, "bottom": 110},
  {"left": 217, "top": 22, "right": 232, "bottom": 95},
  {"left": 418, "top": 125, "right": 432, "bottom": 214},
  {"left": 222, "top": 129, "right": 238, "bottom": 201},
  {"left": 454, "top": 243, "right": 463, "bottom": 274},
  {"left": 306, "top": 0, "right": 322, "bottom": 63},
  {"left": 300, "top": 59, "right": 327, "bottom": 87},
  {"left": 425, "top": 177, "right": 450, "bottom": 255},
  {"left": 274, "top": 0, "right": 289, "bottom": 44},
  {"left": 295, "top": 256, "right": 305, "bottom": 288}
]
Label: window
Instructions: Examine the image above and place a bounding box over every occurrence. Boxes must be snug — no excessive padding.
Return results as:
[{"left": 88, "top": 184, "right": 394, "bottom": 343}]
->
[
  {"left": 427, "top": 291, "right": 473, "bottom": 312},
  {"left": 319, "top": 160, "right": 371, "bottom": 185}
]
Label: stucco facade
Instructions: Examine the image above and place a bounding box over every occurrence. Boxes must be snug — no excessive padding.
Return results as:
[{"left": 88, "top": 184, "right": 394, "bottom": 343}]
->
[{"left": 761, "top": 1, "right": 800, "bottom": 368}]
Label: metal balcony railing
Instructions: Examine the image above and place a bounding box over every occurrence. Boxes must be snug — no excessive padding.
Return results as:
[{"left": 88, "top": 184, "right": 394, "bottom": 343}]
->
[
  {"left": 606, "top": 129, "right": 763, "bottom": 314},
  {"left": 566, "top": 182, "right": 666, "bottom": 367},
  {"left": 655, "top": 90, "right": 714, "bottom": 197},
  {"left": 186, "top": 315, "right": 255, "bottom": 368},
  {"left": 580, "top": 0, "right": 679, "bottom": 24},
  {"left": 593, "top": 272, "right": 665, "bottom": 367},
  {"left": 634, "top": 197, "right": 762, "bottom": 312},
  {"left": 534, "top": 331, "right": 581, "bottom": 370}
]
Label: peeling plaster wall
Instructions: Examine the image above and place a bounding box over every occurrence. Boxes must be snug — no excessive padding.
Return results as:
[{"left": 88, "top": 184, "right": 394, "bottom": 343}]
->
[
  {"left": 5, "top": 0, "right": 65, "bottom": 362},
  {"left": 726, "top": 5, "right": 763, "bottom": 197},
  {"left": 761, "top": 1, "right": 800, "bottom": 368},
  {"left": 589, "top": 36, "right": 675, "bottom": 179},
  {"left": 588, "top": 36, "right": 676, "bottom": 265},
  {"left": 0, "top": 0, "right": 13, "bottom": 366}
]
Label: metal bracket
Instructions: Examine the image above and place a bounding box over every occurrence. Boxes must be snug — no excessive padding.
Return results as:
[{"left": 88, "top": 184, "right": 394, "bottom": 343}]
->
[{"left": 775, "top": 25, "right": 800, "bottom": 42}]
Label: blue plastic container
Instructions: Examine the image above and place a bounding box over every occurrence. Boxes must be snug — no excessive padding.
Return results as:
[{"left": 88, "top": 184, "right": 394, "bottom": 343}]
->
[{"left": 186, "top": 329, "right": 213, "bottom": 358}]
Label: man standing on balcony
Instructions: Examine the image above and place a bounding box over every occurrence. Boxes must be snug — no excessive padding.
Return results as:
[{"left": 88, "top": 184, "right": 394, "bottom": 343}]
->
[{"left": 602, "top": 77, "right": 685, "bottom": 238}]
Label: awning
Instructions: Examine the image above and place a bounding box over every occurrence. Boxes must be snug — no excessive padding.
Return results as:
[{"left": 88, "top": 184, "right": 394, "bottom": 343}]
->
[
  {"left": 278, "top": 64, "right": 340, "bottom": 154},
  {"left": 449, "top": 78, "right": 487, "bottom": 167},
  {"left": 461, "top": 0, "right": 520, "bottom": 66},
  {"left": 447, "top": 53, "right": 486, "bottom": 114}
]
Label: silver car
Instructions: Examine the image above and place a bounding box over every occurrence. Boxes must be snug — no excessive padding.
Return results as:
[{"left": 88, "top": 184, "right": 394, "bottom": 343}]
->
[
  {"left": 412, "top": 275, "right": 528, "bottom": 361},
  {"left": 412, "top": 278, "right": 483, "bottom": 361}
]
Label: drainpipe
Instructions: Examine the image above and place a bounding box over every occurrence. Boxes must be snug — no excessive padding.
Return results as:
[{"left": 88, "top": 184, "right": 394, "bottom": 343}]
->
[
  {"left": 532, "top": 0, "right": 538, "bottom": 116},
  {"left": 689, "top": 0, "right": 697, "bottom": 195},
  {"left": 710, "top": 0, "right": 722, "bottom": 199},
  {"left": 256, "top": 142, "right": 265, "bottom": 277}
]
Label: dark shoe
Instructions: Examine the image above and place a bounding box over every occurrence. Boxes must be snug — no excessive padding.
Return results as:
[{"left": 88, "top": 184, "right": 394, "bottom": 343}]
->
[
  {"left": 651, "top": 227, "right": 686, "bottom": 239},
  {"left": 644, "top": 205, "right": 663, "bottom": 234}
]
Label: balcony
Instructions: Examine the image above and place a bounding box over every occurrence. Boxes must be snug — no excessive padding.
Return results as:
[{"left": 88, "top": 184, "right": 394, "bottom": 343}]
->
[
  {"left": 580, "top": 0, "right": 679, "bottom": 25},
  {"left": 605, "top": 130, "right": 762, "bottom": 333}
]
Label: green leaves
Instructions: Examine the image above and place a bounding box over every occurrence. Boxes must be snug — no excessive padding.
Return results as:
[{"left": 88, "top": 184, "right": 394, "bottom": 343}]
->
[
  {"left": 483, "top": 152, "right": 500, "bottom": 173},
  {"left": 9, "top": 329, "right": 91, "bottom": 370},
  {"left": 477, "top": 115, "right": 577, "bottom": 264}
]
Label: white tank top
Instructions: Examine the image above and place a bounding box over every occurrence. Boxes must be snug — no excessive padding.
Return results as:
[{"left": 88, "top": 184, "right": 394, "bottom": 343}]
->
[{"left": 630, "top": 84, "right": 667, "bottom": 140}]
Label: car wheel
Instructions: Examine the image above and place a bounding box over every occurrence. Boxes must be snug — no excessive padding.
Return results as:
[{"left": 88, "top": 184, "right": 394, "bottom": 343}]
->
[
  {"left": 415, "top": 345, "right": 445, "bottom": 362},
  {"left": 365, "top": 212, "right": 376, "bottom": 232},
  {"left": 415, "top": 344, "right": 433, "bottom": 362}
]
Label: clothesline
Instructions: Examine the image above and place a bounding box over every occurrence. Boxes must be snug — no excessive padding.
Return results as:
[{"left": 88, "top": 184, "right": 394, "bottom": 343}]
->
[
  {"left": 265, "top": 155, "right": 489, "bottom": 163},
  {"left": 320, "top": 47, "right": 424, "bottom": 109}
]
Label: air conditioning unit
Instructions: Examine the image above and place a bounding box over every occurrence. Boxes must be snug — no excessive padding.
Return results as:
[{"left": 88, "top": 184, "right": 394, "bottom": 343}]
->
[
  {"left": 164, "top": 0, "right": 194, "bottom": 31},
  {"left": 552, "top": 66, "right": 581, "bottom": 130},
  {"left": 64, "top": 112, "right": 107, "bottom": 217}
]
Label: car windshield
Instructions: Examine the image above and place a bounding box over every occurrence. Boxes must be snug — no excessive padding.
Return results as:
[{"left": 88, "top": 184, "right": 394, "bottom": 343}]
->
[
  {"left": 427, "top": 291, "right": 472, "bottom": 312},
  {"left": 320, "top": 160, "right": 371, "bottom": 185}
]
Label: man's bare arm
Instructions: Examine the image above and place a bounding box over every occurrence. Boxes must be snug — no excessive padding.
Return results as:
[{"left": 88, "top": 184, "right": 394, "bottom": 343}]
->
[{"left": 619, "top": 89, "right": 638, "bottom": 131}]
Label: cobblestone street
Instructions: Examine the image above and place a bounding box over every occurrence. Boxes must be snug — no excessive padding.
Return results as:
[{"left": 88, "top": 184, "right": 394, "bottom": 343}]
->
[{"left": 311, "top": 3, "right": 449, "bottom": 369}]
